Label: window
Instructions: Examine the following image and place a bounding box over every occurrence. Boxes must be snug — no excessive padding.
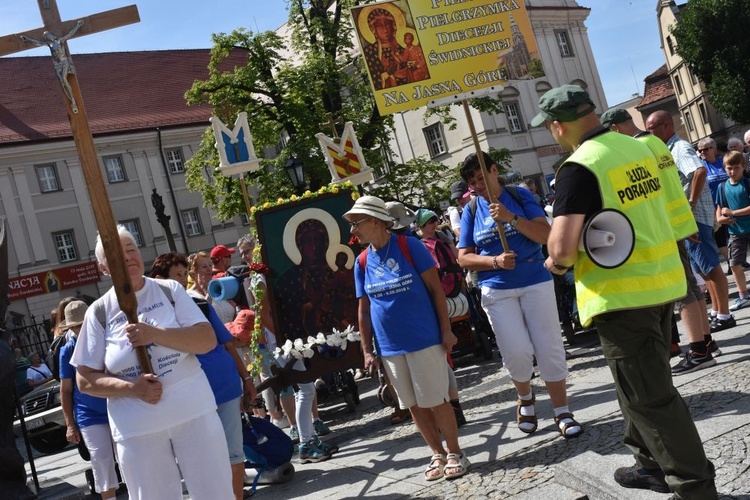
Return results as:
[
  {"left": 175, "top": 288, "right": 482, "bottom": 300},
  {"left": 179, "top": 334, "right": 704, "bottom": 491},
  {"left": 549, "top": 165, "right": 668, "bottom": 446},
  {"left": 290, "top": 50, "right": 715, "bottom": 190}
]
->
[
  {"left": 505, "top": 103, "right": 524, "bottom": 133},
  {"left": 674, "top": 75, "right": 683, "bottom": 95},
  {"left": 698, "top": 102, "right": 708, "bottom": 123},
  {"left": 104, "top": 155, "right": 126, "bottom": 183},
  {"left": 181, "top": 209, "right": 202, "bottom": 236},
  {"left": 689, "top": 68, "right": 698, "bottom": 85},
  {"left": 667, "top": 36, "right": 675, "bottom": 56},
  {"left": 685, "top": 111, "right": 695, "bottom": 132},
  {"left": 53, "top": 231, "right": 77, "bottom": 262},
  {"left": 240, "top": 213, "right": 250, "bottom": 226},
  {"left": 120, "top": 219, "right": 144, "bottom": 246},
  {"left": 35, "top": 164, "right": 60, "bottom": 193},
  {"left": 554, "top": 30, "right": 573, "bottom": 57},
  {"left": 423, "top": 124, "right": 447, "bottom": 158},
  {"left": 165, "top": 148, "right": 184, "bottom": 174}
]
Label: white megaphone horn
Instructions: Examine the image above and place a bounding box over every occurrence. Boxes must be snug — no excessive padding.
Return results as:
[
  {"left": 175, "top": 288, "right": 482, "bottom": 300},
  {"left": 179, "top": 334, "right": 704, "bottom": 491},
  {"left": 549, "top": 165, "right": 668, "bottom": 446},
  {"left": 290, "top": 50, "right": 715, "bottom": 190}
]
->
[{"left": 578, "top": 209, "right": 634, "bottom": 269}]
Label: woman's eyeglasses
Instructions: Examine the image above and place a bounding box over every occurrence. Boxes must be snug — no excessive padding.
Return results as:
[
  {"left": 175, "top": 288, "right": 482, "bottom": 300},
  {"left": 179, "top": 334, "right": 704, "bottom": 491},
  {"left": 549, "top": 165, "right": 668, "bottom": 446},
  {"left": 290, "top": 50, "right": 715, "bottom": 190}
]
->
[
  {"left": 697, "top": 146, "right": 714, "bottom": 153},
  {"left": 348, "top": 218, "right": 370, "bottom": 228}
]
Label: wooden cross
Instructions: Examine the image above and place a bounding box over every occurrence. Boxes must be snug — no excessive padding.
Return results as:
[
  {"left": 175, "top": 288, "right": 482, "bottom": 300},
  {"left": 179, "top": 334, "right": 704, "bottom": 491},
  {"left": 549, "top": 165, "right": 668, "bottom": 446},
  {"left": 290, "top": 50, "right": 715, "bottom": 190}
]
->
[
  {"left": 319, "top": 112, "right": 343, "bottom": 143},
  {"left": 0, "top": 1, "right": 153, "bottom": 373}
]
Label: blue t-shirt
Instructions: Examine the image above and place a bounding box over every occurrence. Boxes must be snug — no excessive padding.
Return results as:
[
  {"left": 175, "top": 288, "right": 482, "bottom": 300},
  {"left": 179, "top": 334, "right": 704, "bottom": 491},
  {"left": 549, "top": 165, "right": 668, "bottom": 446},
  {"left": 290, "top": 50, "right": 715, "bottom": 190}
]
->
[
  {"left": 458, "top": 187, "right": 551, "bottom": 290},
  {"left": 715, "top": 178, "right": 750, "bottom": 236},
  {"left": 703, "top": 156, "right": 727, "bottom": 204},
  {"left": 354, "top": 235, "right": 440, "bottom": 356},
  {"left": 59, "top": 337, "right": 108, "bottom": 429},
  {"left": 196, "top": 302, "right": 242, "bottom": 405}
]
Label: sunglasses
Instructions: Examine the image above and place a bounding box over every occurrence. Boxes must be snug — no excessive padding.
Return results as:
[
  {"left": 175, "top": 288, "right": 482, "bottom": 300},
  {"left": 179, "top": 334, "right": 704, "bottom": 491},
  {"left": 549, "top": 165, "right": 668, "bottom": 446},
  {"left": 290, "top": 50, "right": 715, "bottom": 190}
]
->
[
  {"left": 348, "top": 218, "right": 370, "bottom": 228},
  {"left": 697, "top": 146, "right": 714, "bottom": 153}
]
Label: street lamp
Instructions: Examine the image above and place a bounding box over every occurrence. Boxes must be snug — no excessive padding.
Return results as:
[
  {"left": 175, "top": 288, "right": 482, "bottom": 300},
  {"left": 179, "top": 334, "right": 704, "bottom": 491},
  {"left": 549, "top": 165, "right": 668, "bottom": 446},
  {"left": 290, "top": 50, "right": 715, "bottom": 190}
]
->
[{"left": 285, "top": 158, "right": 305, "bottom": 194}]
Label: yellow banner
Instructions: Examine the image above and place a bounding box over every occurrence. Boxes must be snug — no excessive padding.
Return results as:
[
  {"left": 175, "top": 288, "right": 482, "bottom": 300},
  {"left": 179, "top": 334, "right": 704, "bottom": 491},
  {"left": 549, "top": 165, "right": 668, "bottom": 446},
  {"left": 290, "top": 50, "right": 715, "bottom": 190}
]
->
[{"left": 350, "top": 0, "right": 541, "bottom": 115}]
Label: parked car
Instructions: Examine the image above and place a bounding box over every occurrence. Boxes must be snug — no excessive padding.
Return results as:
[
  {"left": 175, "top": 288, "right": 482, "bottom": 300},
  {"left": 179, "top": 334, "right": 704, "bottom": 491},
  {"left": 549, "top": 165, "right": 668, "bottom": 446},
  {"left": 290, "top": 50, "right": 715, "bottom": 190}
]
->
[{"left": 13, "top": 373, "right": 69, "bottom": 454}]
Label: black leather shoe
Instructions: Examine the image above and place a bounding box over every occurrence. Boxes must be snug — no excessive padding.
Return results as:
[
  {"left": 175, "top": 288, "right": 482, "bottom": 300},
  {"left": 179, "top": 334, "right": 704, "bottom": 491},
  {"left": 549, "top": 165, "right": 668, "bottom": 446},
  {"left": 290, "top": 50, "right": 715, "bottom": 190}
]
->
[{"left": 614, "top": 465, "right": 670, "bottom": 493}]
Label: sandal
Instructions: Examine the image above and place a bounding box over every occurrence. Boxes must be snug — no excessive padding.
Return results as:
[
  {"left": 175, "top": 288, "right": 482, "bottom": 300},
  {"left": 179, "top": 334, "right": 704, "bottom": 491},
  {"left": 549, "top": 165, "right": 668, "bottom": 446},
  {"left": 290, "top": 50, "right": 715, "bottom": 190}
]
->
[
  {"left": 424, "top": 454, "right": 446, "bottom": 481},
  {"left": 555, "top": 412, "right": 584, "bottom": 439},
  {"left": 444, "top": 453, "right": 470, "bottom": 480},
  {"left": 517, "top": 394, "right": 537, "bottom": 434},
  {"left": 390, "top": 408, "right": 411, "bottom": 425}
]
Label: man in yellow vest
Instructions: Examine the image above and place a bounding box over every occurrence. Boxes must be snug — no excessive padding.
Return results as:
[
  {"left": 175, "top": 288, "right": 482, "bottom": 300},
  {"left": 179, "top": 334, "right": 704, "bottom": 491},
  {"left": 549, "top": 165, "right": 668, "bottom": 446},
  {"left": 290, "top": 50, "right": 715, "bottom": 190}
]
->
[
  {"left": 600, "top": 107, "right": 721, "bottom": 375},
  {"left": 534, "top": 85, "right": 716, "bottom": 499}
]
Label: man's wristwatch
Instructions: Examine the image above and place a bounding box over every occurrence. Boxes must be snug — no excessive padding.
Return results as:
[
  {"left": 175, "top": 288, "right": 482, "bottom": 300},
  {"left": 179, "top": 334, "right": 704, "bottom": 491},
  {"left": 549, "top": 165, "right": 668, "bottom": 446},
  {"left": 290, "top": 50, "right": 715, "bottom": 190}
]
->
[
  {"left": 509, "top": 215, "right": 519, "bottom": 227},
  {"left": 552, "top": 262, "right": 569, "bottom": 271}
]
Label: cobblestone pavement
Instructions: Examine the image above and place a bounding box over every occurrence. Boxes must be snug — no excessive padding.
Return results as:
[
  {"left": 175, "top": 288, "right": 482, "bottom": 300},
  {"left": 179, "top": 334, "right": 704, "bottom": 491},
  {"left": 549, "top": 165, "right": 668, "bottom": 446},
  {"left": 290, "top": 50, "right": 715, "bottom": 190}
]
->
[
  {"left": 252, "top": 320, "right": 750, "bottom": 499},
  {"left": 23, "top": 305, "right": 750, "bottom": 499}
]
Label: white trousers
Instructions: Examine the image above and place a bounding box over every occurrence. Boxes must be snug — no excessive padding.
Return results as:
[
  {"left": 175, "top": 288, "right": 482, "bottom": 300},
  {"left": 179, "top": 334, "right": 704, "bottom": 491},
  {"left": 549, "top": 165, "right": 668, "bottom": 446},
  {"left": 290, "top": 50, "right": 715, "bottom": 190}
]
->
[
  {"left": 481, "top": 280, "right": 569, "bottom": 383},
  {"left": 80, "top": 424, "right": 118, "bottom": 494},
  {"left": 115, "top": 411, "right": 233, "bottom": 500}
]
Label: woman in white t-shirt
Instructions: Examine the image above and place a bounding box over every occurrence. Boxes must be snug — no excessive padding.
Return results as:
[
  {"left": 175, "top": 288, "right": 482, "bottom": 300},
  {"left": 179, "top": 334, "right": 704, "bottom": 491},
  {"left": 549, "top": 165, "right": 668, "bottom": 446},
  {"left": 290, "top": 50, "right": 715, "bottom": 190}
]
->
[
  {"left": 187, "top": 251, "right": 236, "bottom": 323},
  {"left": 72, "top": 226, "right": 233, "bottom": 500}
]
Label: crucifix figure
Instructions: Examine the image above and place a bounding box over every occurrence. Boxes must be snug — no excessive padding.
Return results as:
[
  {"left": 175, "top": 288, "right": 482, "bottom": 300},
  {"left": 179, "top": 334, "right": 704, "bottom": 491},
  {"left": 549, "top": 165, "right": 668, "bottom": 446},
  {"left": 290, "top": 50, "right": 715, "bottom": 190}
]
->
[
  {"left": 319, "top": 112, "right": 343, "bottom": 143},
  {"left": 20, "top": 19, "right": 83, "bottom": 112},
  {"left": 0, "top": 1, "right": 147, "bottom": 370}
]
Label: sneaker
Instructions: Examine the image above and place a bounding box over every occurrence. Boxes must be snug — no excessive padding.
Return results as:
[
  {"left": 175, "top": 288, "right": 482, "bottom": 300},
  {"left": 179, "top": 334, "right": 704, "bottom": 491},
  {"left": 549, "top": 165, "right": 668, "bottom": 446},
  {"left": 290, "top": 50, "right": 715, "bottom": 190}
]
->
[
  {"left": 613, "top": 465, "right": 670, "bottom": 493},
  {"left": 710, "top": 315, "right": 736, "bottom": 333},
  {"left": 289, "top": 425, "right": 300, "bottom": 444},
  {"left": 298, "top": 437, "right": 333, "bottom": 464},
  {"left": 271, "top": 415, "right": 290, "bottom": 429},
  {"left": 311, "top": 434, "right": 338, "bottom": 455},
  {"left": 729, "top": 296, "right": 750, "bottom": 311},
  {"left": 313, "top": 419, "right": 331, "bottom": 436},
  {"left": 706, "top": 339, "right": 722, "bottom": 357},
  {"left": 671, "top": 350, "right": 716, "bottom": 375}
]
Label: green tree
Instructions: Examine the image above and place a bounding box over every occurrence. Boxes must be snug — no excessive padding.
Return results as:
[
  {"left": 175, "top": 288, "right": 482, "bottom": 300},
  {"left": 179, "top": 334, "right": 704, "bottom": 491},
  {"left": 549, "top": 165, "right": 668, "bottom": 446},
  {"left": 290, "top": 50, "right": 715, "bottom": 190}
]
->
[
  {"left": 671, "top": 0, "right": 750, "bottom": 123},
  {"left": 184, "top": 0, "right": 394, "bottom": 220}
]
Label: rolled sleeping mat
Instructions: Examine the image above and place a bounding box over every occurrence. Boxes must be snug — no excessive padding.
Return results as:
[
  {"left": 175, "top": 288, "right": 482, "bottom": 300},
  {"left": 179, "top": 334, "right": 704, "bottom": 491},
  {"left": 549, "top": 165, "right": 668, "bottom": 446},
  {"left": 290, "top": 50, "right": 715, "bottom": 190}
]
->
[
  {"left": 207, "top": 276, "right": 239, "bottom": 301},
  {"left": 244, "top": 461, "right": 295, "bottom": 484},
  {"left": 447, "top": 293, "right": 469, "bottom": 318}
]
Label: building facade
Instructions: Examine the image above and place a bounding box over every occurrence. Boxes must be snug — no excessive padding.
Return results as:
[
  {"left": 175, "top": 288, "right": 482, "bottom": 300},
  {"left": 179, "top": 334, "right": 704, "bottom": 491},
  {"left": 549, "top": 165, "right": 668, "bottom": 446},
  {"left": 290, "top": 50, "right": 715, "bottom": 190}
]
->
[
  {"left": 656, "top": 0, "right": 747, "bottom": 144},
  {"left": 0, "top": 50, "right": 251, "bottom": 326}
]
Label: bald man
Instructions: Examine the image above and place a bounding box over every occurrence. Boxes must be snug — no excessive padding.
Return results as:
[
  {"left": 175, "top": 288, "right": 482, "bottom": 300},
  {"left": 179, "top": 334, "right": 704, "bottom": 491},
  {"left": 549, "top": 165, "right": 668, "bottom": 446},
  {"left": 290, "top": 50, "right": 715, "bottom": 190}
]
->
[
  {"left": 645, "top": 111, "right": 734, "bottom": 338},
  {"left": 538, "top": 87, "right": 716, "bottom": 499},
  {"left": 602, "top": 108, "right": 720, "bottom": 375}
]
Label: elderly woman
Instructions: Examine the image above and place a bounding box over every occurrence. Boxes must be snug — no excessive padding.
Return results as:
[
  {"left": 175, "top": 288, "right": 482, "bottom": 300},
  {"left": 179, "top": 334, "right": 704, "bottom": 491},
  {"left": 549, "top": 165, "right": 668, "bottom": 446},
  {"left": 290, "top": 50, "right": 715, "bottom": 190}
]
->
[
  {"left": 71, "top": 226, "right": 233, "bottom": 500},
  {"left": 151, "top": 252, "right": 255, "bottom": 500},
  {"left": 345, "top": 196, "right": 470, "bottom": 481},
  {"left": 187, "top": 251, "right": 236, "bottom": 323},
  {"left": 457, "top": 151, "right": 582, "bottom": 439},
  {"left": 58, "top": 300, "right": 118, "bottom": 499},
  {"left": 26, "top": 352, "right": 53, "bottom": 388}
]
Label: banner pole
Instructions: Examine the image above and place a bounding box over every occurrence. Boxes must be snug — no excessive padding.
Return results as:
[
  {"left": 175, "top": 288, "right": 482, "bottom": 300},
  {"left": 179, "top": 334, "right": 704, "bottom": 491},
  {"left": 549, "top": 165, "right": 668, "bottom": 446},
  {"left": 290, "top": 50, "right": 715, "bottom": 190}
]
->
[{"left": 461, "top": 99, "right": 510, "bottom": 253}]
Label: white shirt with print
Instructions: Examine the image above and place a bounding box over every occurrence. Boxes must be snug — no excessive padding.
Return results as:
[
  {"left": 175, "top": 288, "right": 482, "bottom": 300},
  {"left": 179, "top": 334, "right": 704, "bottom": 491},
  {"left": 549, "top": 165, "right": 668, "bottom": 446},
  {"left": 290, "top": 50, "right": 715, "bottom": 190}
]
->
[{"left": 71, "top": 278, "right": 215, "bottom": 442}]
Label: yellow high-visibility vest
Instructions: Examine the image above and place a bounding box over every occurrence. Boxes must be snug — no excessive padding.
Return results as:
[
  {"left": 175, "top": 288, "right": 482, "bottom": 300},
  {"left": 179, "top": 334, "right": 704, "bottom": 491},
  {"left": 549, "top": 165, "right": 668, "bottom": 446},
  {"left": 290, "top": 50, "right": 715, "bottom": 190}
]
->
[
  {"left": 560, "top": 132, "right": 686, "bottom": 326},
  {"left": 637, "top": 132, "right": 698, "bottom": 241}
]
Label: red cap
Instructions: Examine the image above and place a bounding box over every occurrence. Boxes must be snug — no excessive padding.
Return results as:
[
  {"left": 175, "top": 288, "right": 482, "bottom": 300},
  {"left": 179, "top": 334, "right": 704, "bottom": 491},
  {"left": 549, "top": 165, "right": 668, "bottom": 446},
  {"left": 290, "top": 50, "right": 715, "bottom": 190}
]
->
[
  {"left": 210, "top": 245, "right": 235, "bottom": 260},
  {"left": 225, "top": 309, "right": 255, "bottom": 344}
]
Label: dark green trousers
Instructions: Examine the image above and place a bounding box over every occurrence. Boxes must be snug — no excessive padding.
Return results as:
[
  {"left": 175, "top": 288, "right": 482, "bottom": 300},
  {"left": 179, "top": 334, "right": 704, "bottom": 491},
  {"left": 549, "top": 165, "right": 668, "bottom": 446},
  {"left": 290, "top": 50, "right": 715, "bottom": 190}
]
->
[{"left": 594, "top": 304, "right": 717, "bottom": 499}]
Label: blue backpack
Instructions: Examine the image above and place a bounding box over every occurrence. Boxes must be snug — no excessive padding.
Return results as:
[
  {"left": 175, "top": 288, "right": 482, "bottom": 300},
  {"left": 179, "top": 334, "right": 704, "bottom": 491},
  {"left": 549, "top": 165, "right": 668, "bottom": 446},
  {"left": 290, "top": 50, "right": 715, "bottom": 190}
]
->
[{"left": 243, "top": 416, "right": 294, "bottom": 491}]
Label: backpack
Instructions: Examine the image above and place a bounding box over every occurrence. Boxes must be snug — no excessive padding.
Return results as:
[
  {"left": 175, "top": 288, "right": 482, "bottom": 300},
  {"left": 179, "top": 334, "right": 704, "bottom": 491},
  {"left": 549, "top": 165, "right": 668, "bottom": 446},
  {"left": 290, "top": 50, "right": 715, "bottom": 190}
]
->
[
  {"left": 358, "top": 234, "right": 413, "bottom": 270},
  {"left": 423, "top": 238, "right": 463, "bottom": 298},
  {"left": 48, "top": 334, "right": 68, "bottom": 381},
  {"left": 243, "top": 415, "right": 294, "bottom": 491},
  {"left": 92, "top": 281, "right": 175, "bottom": 330}
]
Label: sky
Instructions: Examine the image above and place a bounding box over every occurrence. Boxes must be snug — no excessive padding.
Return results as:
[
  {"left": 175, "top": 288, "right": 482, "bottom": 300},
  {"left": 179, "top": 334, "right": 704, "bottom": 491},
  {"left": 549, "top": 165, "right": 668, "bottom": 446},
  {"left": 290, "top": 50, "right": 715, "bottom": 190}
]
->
[{"left": 2, "top": 0, "right": 669, "bottom": 107}]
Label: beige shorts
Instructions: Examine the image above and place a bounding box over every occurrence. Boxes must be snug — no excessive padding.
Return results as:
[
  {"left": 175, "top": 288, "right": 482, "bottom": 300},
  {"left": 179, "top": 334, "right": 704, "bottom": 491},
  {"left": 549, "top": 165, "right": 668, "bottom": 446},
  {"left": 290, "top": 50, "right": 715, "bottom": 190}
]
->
[{"left": 382, "top": 344, "right": 450, "bottom": 410}]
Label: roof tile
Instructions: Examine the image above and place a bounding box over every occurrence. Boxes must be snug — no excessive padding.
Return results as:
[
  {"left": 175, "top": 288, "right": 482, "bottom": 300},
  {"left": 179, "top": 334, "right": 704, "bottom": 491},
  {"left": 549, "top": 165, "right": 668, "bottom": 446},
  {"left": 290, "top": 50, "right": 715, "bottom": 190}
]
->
[{"left": 0, "top": 49, "right": 247, "bottom": 144}]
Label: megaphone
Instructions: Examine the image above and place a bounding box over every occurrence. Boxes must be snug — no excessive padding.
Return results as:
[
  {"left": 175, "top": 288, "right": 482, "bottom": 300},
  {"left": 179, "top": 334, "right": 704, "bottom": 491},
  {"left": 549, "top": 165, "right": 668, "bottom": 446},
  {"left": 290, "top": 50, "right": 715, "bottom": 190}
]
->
[{"left": 578, "top": 209, "right": 634, "bottom": 269}]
